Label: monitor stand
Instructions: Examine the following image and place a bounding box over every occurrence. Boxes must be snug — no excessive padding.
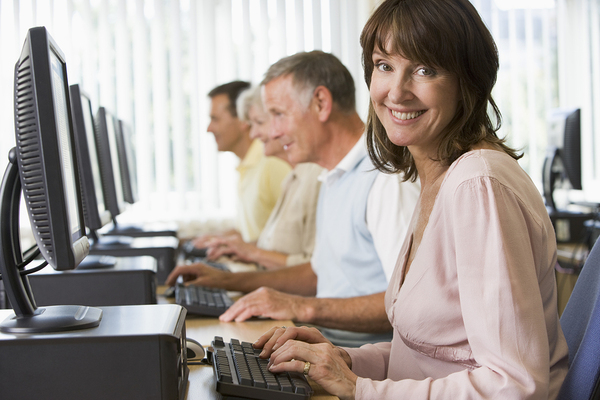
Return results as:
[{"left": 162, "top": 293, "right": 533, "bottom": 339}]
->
[
  {"left": 77, "top": 254, "right": 119, "bottom": 269},
  {"left": 99, "top": 220, "right": 178, "bottom": 238},
  {"left": 95, "top": 235, "right": 135, "bottom": 247},
  {"left": 0, "top": 304, "right": 189, "bottom": 400}
]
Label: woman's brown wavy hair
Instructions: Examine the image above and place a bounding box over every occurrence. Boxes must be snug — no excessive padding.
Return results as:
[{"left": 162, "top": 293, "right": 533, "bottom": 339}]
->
[{"left": 361, "top": 0, "right": 521, "bottom": 181}]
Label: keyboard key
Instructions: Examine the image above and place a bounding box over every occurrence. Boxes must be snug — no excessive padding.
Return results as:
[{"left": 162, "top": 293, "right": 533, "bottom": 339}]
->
[
  {"left": 279, "top": 377, "right": 294, "bottom": 393},
  {"left": 214, "top": 336, "right": 225, "bottom": 347}
]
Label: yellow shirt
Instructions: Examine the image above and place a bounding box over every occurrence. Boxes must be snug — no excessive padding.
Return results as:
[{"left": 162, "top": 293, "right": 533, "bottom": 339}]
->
[{"left": 236, "top": 140, "right": 291, "bottom": 242}]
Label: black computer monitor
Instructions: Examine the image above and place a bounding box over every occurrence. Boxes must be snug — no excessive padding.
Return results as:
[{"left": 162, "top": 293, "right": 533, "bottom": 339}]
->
[
  {"left": 543, "top": 108, "right": 581, "bottom": 211},
  {"left": 115, "top": 119, "right": 139, "bottom": 205},
  {"left": 94, "top": 106, "right": 128, "bottom": 222},
  {"left": 69, "top": 85, "right": 121, "bottom": 268},
  {"left": 69, "top": 84, "right": 112, "bottom": 232},
  {"left": 0, "top": 27, "right": 102, "bottom": 333},
  {"left": 94, "top": 110, "right": 177, "bottom": 239}
]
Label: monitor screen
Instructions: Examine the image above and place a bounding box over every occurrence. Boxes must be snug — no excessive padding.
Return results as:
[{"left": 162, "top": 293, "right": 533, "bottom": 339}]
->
[{"left": 50, "top": 48, "right": 81, "bottom": 240}]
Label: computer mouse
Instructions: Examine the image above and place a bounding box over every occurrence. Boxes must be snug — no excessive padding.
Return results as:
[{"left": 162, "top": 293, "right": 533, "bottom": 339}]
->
[{"left": 186, "top": 337, "right": 205, "bottom": 361}]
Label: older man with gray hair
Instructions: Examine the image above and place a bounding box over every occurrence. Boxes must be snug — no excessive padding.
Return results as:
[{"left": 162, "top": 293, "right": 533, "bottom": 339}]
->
[{"left": 167, "top": 51, "right": 419, "bottom": 346}]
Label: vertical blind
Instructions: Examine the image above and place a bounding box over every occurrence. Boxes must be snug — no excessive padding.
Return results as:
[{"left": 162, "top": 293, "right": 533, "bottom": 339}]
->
[{"left": 0, "top": 0, "right": 598, "bottom": 232}]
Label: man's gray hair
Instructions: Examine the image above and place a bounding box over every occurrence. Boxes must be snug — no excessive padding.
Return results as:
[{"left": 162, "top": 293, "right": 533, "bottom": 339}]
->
[{"left": 261, "top": 50, "right": 356, "bottom": 113}]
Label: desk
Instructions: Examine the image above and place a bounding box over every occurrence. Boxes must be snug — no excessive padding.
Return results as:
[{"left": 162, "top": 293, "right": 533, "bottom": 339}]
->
[
  {"left": 157, "top": 287, "right": 338, "bottom": 400},
  {"left": 183, "top": 316, "right": 336, "bottom": 400}
]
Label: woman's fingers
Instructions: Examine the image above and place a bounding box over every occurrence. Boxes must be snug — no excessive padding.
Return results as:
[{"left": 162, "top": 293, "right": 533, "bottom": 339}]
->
[
  {"left": 267, "top": 341, "right": 358, "bottom": 399},
  {"left": 254, "top": 326, "right": 289, "bottom": 357},
  {"left": 255, "top": 325, "right": 330, "bottom": 358}
]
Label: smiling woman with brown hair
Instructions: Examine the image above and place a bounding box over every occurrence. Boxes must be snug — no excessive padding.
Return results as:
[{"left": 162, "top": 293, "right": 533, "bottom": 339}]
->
[{"left": 252, "top": 0, "right": 569, "bottom": 399}]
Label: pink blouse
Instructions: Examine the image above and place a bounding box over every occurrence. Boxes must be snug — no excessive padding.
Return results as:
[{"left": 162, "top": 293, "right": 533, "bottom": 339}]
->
[{"left": 344, "top": 150, "right": 569, "bottom": 399}]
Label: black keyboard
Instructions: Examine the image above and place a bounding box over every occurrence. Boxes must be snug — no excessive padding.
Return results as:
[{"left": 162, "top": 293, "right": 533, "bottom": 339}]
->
[
  {"left": 209, "top": 336, "right": 313, "bottom": 400},
  {"left": 175, "top": 285, "right": 234, "bottom": 317}
]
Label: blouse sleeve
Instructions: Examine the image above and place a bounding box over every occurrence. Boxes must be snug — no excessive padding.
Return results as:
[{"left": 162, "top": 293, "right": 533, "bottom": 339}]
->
[
  {"left": 343, "top": 342, "right": 392, "bottom": 381},
  {"left": 355, "top": 176, "right": 563, "bottom": 399}
]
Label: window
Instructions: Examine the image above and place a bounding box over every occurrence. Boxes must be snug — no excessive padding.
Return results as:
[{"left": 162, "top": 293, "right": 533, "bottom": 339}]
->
[{"left": 0, "top": 0, "right": 598, "bottom": 233}]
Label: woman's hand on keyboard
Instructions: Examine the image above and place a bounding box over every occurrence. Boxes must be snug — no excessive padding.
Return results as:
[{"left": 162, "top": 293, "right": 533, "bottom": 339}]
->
[
  {"left": 257, "top": 326, "right": 357, "bottom": 400},
  {"left": 254, "top": 325, "right": 330, "bottom": 358}
]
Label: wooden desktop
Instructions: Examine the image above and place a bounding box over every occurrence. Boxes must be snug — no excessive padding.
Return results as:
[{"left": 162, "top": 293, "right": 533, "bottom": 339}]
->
[
  {"left": 181, "top": 314, "right": 336, "bottom": 400},
  {"left": 156, "top": 260, "right": 338, "bottom": 400}
]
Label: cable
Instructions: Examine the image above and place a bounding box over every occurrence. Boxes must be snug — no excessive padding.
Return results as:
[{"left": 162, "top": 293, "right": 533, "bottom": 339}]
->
[
  {"left": 0, "top": 244, "right": 45, "bottom": 280},
  {"left": 17, "top": 247, "right": 41, "bottom": 269},
  {"left": 0, "top": 260, "right": 48, "bottom": 280},
  {"left": 19, "top": 260, "right": 48, "bottom": 276},
  {"left": 21, "top": 243, "right": 39, "bottom": 257}
]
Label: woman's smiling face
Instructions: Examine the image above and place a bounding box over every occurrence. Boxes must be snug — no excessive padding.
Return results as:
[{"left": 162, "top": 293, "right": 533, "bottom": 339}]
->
[
  {"left": 369, "top": 42, "right": 461, "bottom": 156},
  {"left": 248, "top": 104, "right": 286, "bottom": 159}
]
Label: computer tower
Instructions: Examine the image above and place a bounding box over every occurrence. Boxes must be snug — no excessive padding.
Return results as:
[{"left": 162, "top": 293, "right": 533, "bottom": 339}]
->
[
  {"left": 26, "top": 256, "right": 157, "bottom": 306},
  {"left": 89, "top": 235, "right": 179, "bottom": 283},
  {"left": 0, "top": 304, "right": 189, "bottom": 400}
]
